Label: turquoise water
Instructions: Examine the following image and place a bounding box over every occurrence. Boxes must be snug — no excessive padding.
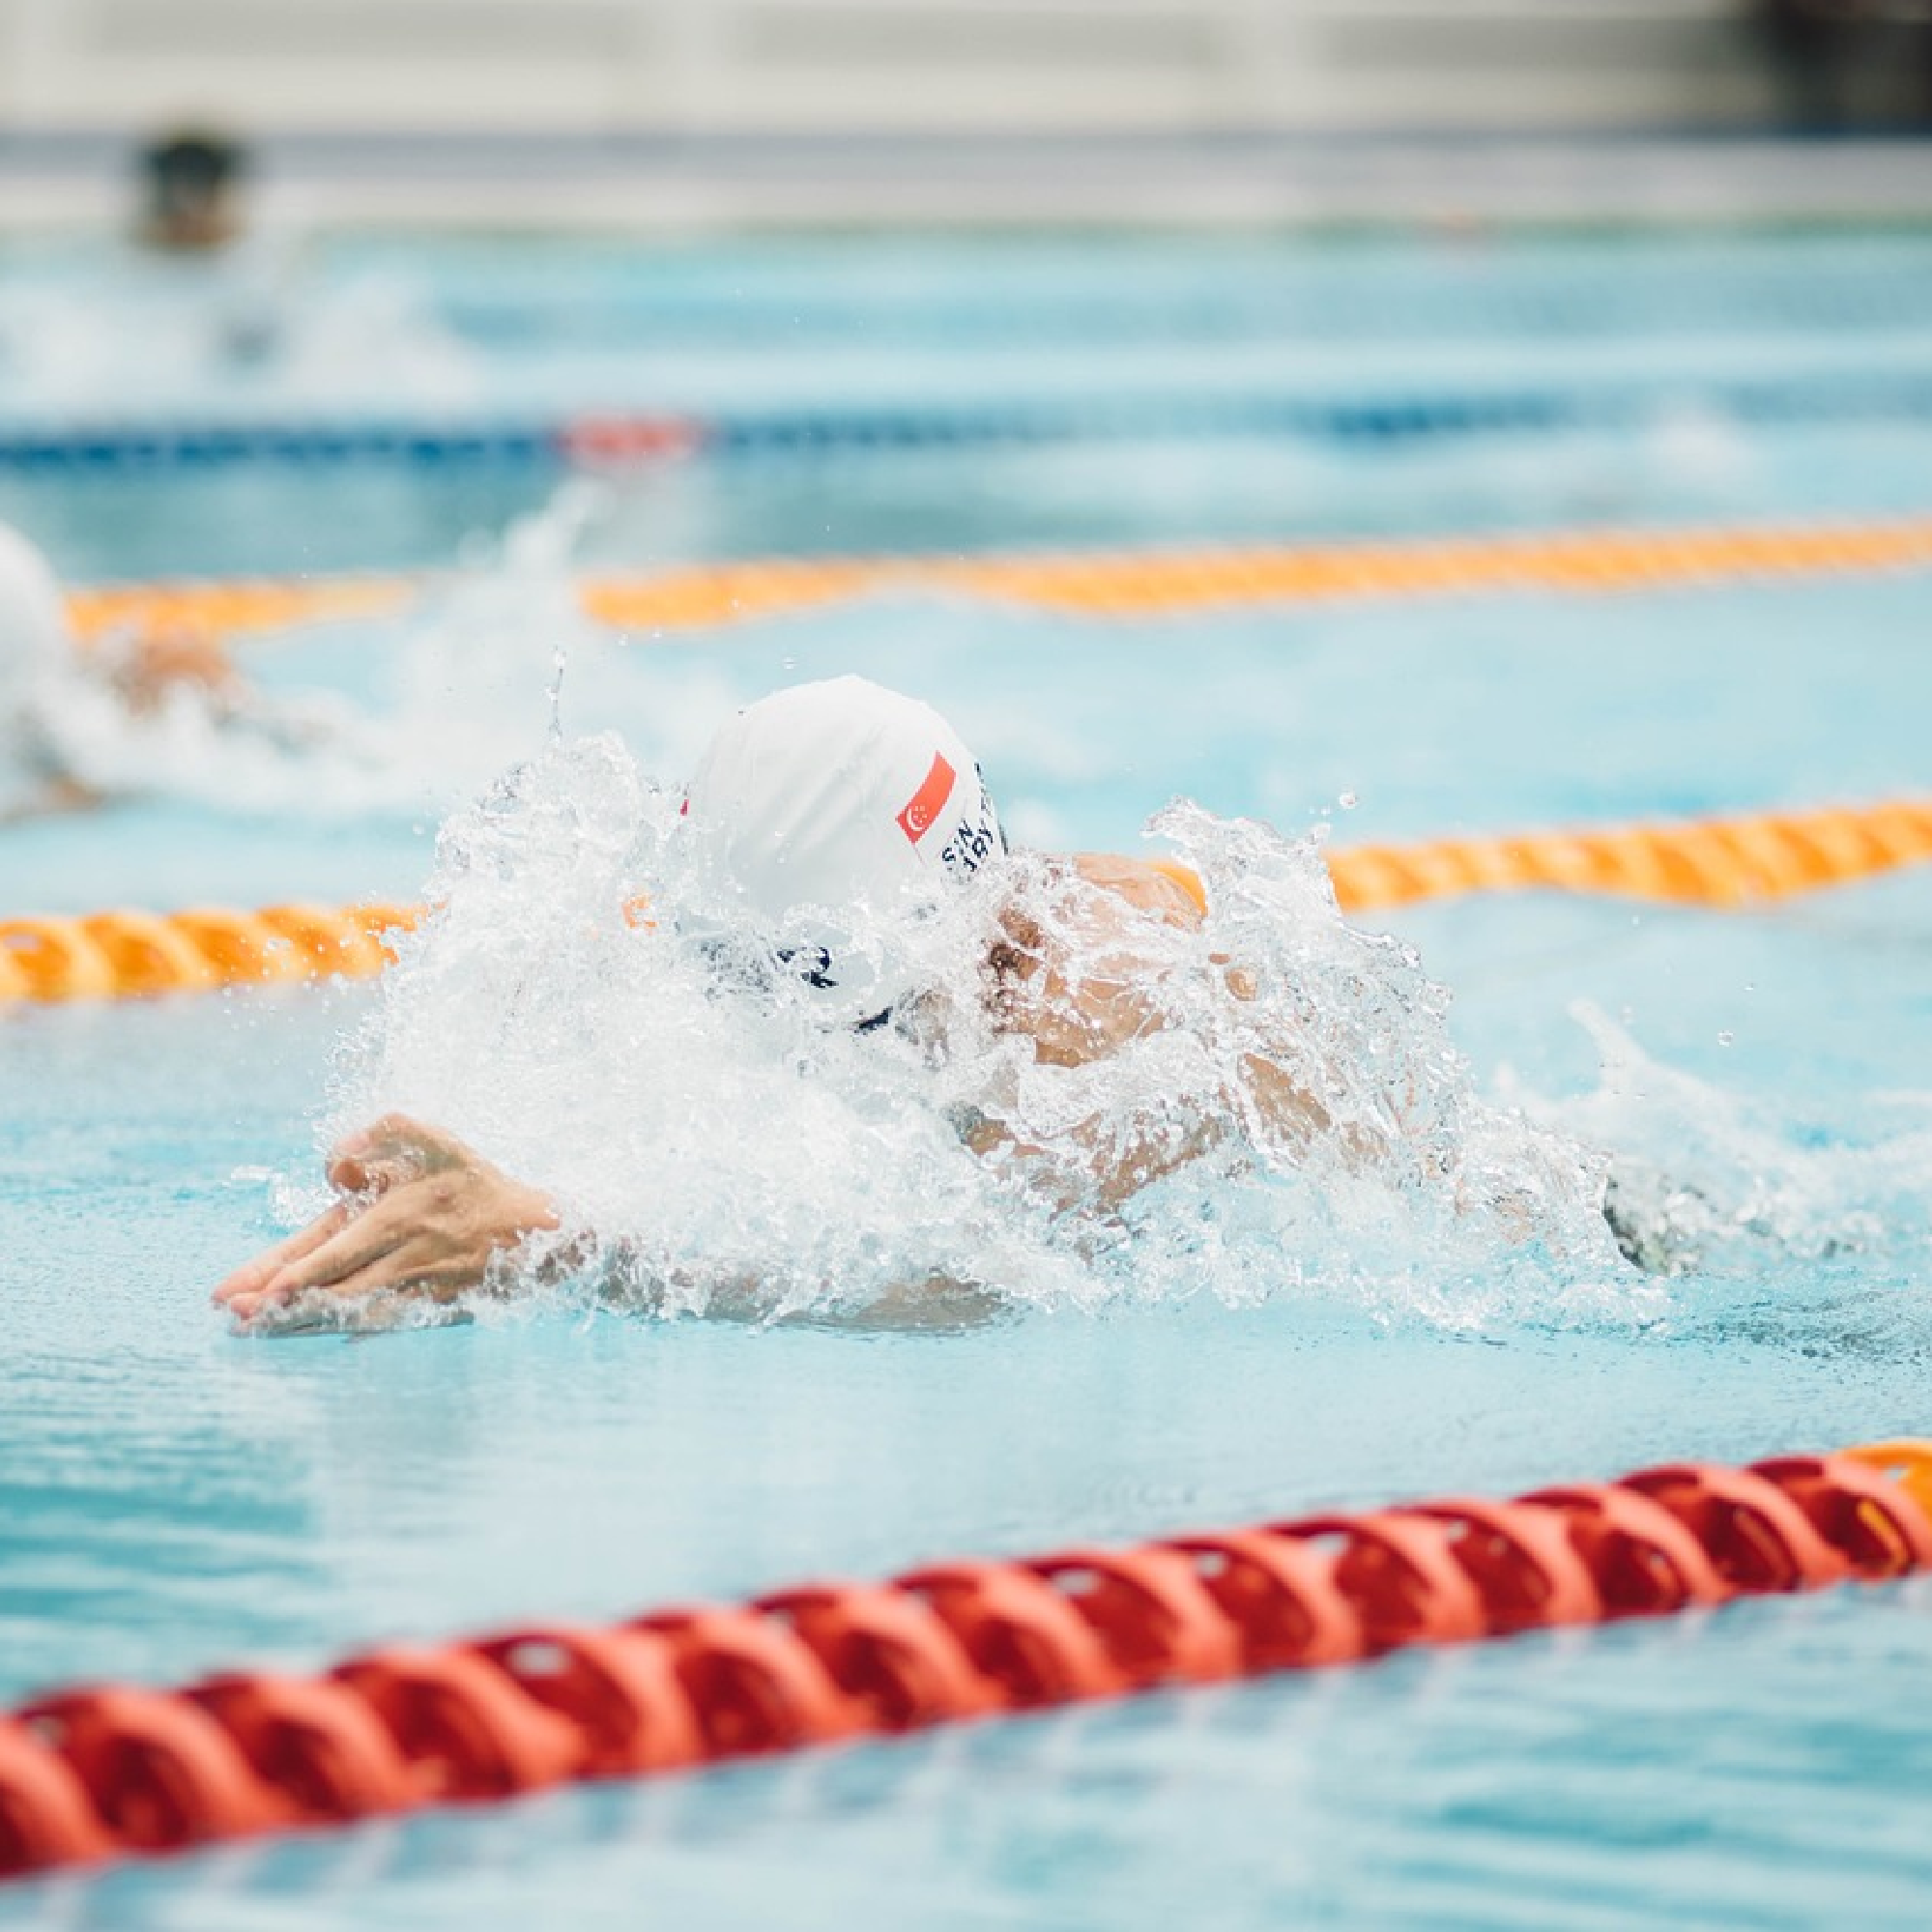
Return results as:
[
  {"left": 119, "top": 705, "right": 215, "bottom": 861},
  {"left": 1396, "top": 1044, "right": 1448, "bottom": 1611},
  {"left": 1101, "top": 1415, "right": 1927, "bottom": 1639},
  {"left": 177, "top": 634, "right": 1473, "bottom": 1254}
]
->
[
  {"left": 3, "top": 226, "right": 1932, "bottom": 576},
  {"left": 3, "top": 229, "right": 1932, "bottom": 1927}
]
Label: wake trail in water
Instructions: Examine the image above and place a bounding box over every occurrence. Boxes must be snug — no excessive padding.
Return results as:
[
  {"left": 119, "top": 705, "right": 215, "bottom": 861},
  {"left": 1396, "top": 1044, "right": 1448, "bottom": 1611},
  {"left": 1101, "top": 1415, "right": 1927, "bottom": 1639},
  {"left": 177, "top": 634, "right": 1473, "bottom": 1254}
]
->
[{"left": 1514, "top": 1001, "right": 1932, "bottom": 1287}]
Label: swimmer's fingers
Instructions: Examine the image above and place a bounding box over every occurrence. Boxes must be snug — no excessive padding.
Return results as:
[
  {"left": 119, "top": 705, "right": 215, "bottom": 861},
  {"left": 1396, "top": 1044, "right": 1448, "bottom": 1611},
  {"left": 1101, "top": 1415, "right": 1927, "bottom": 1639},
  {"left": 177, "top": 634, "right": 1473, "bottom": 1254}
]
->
[
  {"left": 264, "top": 1240, "right": 463, "bottom": 1316},
  {"left": 228, "top": 1222, "right": 495, "bottom": 1327},
  {"left": 327, "top": 1148, "right": 416, "bottom": 1197},
  {"left": 220, "top": 1218, "right": 440, "bottom": 1327},
  {"left": 327, "top": 1114, "right": 468, "bottom": 1194},
  {"left": 254, "top": 1194, "right": 432, "bottom": 1299},
  {"left": 216, "top": 1117, "right": 462, "bottom": 1314},
  {"left": 224, "top": 1129, "right": 561, "bottom": 1331},
  {"left": 211, "top": 1200, "right": 353, "bottom": 1308},
  {"left": 230, "top": 1163, "right": 560, "bottom": 1327}
]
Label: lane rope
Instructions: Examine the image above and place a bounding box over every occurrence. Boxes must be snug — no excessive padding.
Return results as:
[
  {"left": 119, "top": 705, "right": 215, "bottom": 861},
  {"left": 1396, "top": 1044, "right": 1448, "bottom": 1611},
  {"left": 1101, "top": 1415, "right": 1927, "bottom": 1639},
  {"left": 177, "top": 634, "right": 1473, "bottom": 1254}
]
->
[
  {"left": 62, "top": 513, "right": 1932, "bottom": 645},
  {"left": 2, "top": 1440, "right": 1927, "bottom": 1884},
  {"left": 0, "top": 905, "right": 419, "bottom": 1007},
  {"left": 4, "top": 797, "right": 1929, "bottom": 1009},
  {"left": 11, "top": 367, "right": 1932, "bottom": 472},
  {"left": 1322, "top": 796, "right": 1932, "bottom": 914}
]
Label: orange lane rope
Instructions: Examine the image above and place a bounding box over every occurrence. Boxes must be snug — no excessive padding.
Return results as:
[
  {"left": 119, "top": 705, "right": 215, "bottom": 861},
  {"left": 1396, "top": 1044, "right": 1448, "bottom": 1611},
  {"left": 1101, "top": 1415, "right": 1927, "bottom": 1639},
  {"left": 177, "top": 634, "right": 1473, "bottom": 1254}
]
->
[
  {"left": 4, "top": 798, "right": 1930, "bottom": 1009},
  {"left": 579, "top": 518, "right": 1932, "bottom": 628},
  {"left": 65, "top": 576, "right": 414, "bottom": 645},
  {"left": 1323, "top": 796, "right": 1932, "bottom": 914},
  {"left": 60, "top": 513, "right": 1932, "bottom": 644},
  {"left": 0, "top": 905, "right": 419, "bottom": 1006},
  {"left": 1, "top": 1440, "right": 1926, "bottom": 1884}
]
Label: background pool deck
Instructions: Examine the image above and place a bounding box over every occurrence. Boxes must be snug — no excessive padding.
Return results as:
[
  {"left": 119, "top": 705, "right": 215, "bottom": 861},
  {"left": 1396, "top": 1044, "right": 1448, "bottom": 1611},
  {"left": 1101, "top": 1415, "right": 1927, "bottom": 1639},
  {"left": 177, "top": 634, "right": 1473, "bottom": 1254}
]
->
[{"left": 5, "top": 132, "right": 1932, "bottom": 232}]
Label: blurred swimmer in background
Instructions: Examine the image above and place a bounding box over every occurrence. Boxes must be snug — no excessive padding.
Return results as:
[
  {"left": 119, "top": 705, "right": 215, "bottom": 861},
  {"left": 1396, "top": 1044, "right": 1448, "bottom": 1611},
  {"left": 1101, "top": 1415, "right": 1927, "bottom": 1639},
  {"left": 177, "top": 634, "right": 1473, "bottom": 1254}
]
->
[
  {"left": 215, "top": 675, "right": 1665, "bottom": 1329},
  {"left": 0, "top": 128, "right": 478, "bottom": 430},
  {"left": 136, "top": 130, "right": 250, "bottom": 255},
  {"left": 128, "top": 127, "right": 295, "bottom": 366},
  {"left": 0, "top": 519, "right": 351, "bottom": 822}
]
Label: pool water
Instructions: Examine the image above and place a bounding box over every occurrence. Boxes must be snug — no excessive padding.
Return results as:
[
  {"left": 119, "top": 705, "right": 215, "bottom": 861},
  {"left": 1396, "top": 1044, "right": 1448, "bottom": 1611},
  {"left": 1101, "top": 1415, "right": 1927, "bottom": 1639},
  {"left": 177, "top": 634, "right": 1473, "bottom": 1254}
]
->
[
  {"left": 5, "top": 226, "right": 1932, "bottom": 577},
  {"left": 4, "top": 227, "right": 1932, "bottom": 1928}
]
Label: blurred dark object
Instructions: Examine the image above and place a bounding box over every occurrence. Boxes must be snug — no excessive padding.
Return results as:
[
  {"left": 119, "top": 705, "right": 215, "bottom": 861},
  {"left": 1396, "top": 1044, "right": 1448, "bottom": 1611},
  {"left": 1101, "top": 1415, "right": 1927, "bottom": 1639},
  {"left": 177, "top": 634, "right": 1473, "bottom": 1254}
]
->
[
  {"left": 1752, "top": 0, "right": 1932, "bottom": 129},
  {"left": 137, "top": 129, "right": 250, "bottom": 252}
]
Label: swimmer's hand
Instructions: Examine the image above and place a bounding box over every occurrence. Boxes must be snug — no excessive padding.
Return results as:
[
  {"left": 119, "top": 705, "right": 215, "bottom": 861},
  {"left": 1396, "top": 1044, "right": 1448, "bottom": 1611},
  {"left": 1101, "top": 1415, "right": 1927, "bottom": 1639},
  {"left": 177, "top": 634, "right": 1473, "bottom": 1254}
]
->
[{"left": 212, "top": 1114, "right": 561, "bottom": 1330}]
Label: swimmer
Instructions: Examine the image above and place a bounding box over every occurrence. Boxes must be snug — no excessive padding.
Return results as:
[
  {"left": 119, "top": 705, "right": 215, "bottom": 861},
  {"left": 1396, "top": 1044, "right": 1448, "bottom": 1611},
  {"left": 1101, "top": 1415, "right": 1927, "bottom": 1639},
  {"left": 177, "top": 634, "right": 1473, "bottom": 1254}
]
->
[
  {"left": 212, "top": 676, "right": 1646, "bottom": 1329},
  {"left": 130, "top": 129, "right": 295, "bottom": 363},
  {"left": 0, "top": 519, "right": 343, "bottom": 822},
  {"left": 136, "top": 130, "right": 249, "bottom": 255}
]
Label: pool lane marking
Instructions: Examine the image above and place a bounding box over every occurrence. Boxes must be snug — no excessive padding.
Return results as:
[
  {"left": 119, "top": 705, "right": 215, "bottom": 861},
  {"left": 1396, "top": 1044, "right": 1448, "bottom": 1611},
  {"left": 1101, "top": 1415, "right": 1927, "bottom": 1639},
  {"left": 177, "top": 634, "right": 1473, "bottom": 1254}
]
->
[
  {"left": 61, "top": 513, "right": 1932, "bottom": 645},
  {"left": 15, "top": 368, "right": 1932, "bottom": 471},
  {"left": 5, "top": 798, "right": 1932, "bottom": 1008},
  {"left": 0, "top": 904, "right": 419, "bottom": 1006},
  {"left": 1326, "top": 797, "right": 1932, "bottom": 914},
  {"left": 1, "top": 1444, "right": 1927, "bottom": 1884}
]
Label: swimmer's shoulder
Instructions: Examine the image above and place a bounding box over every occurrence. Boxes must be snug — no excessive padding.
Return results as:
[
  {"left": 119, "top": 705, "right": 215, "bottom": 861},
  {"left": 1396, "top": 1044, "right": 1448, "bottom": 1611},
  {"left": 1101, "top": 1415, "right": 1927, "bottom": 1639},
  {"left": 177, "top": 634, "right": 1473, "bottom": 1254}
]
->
[{"left": 1069, "top": 852, "right": 1205, "bottom": 928}]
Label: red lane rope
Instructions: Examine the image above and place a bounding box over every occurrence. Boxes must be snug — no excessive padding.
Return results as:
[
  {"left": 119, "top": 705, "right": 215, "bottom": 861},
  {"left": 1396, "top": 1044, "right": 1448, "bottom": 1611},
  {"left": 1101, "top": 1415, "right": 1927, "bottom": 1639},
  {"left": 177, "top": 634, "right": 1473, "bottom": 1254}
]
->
[{"left": 3, "top": 1442, "right": 1928, "bottom": 1884}]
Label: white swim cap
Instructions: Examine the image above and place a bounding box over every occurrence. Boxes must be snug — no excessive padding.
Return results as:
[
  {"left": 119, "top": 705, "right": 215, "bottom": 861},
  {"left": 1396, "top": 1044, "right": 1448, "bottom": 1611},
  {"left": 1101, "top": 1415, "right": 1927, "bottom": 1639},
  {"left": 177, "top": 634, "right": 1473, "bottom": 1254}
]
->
[
  {"left": 682, "top": 676, "right": 1004, "bottom": 1019},
  {"left": 0, "top": 522, "right": 70, "bottom": 691}
]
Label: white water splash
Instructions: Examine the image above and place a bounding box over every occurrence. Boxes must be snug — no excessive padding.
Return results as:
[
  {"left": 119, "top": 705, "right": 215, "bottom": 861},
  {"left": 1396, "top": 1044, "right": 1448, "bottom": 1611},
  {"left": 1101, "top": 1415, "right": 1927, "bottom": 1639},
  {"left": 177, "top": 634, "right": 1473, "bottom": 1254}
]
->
[
  {"left": 1510, "top": 1001, "right": 1932, "bottom": 1280},
  {"left": 22, "top": 649, "right": 397, "bottom": 821},
  {"left": 26, "top": 479, "right": 655, "bottom": 821},
  {"left": 306, "top": 737, "right": 1648, "bottom": 1333},
  {"left": 0, "top": 248, "right": 485, "bottom": 417}
]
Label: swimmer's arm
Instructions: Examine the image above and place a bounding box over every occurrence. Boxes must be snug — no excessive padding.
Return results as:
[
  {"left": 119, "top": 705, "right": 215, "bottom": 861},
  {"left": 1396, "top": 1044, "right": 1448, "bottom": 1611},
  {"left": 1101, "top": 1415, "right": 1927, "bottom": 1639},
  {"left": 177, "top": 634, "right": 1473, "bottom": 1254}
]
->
[
  {"left": 213, "top": 1114, "right": 566, "bottom": 1328},
  {"left": 956, "top": 1104, "right": 1223, "bottom": 1214},
  {"left": 989, "top": 856, "right": 1343, "bottom": 1204},
  {"left": 216, "top": 1117, "right": 994, "bottom": 1333}
]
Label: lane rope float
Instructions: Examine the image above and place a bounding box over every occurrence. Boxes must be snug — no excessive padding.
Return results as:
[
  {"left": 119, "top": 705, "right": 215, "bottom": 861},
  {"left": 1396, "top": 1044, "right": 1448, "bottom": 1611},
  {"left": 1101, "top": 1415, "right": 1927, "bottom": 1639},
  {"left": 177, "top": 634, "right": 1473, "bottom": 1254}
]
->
[
  {"left": 62, "top": 512, "right": 1932, "bottom": 646},
  {"left": 576, "top": 518, "right": 1932, "bottom": 628},
  {"left": 1322, "top": 796, "right": 1932, "bottom": 913},
  {"left": 66, "top": 575, "right": 414, "bottom": 644},
  {"left": 1, "top": 1439, "right": 1926, "bottom": 1884},
  {"left": 0, "top": 905, "right": 418, "bottom": 1007},
  {"left": 13, "top": 366, "right": 1932, "bottom": 474},
  {"left": 4, "top": 797, "right": 1930, "bottom": 1010}
]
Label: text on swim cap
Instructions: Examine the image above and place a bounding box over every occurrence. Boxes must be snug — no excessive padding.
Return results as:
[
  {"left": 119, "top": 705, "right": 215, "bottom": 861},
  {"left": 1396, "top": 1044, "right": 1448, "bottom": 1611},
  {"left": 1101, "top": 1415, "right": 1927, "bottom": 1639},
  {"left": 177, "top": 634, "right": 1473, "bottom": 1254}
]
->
[{"left": 938, "top": 806, "right": 999, "bottom": 878}]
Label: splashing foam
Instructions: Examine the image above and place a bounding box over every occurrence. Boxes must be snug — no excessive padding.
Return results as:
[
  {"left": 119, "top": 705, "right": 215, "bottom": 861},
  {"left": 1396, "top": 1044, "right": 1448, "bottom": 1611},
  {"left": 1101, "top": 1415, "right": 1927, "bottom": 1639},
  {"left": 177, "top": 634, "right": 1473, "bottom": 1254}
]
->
[
  {"left": 31, "top": 656, "right": 397, "bottom": 821},
  {"left": 32, "top": 479, "right": 725, "bottom": 822},
  {"left": 1508, "top": 1002, "right": 1932, "bottom": 1282},
  {"left": 303, "top": 735, "right": 1646, "bottom": 1335}
]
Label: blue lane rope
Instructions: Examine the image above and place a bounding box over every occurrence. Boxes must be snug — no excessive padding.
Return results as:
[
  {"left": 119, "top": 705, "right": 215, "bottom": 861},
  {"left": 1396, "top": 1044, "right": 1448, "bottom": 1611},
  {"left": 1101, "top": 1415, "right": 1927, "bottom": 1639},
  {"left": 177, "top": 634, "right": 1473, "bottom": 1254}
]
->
[{"left": 4, "top": 372, "right": 1932, "bottom": 470}]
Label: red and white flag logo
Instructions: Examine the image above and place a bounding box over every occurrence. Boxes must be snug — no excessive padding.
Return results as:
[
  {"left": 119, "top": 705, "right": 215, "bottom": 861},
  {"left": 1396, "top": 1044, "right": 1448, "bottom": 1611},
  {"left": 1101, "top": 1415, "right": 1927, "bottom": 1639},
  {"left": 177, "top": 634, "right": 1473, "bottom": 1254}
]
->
[{"left": 896, "top": 751, "right": 955, "bottom": 844}]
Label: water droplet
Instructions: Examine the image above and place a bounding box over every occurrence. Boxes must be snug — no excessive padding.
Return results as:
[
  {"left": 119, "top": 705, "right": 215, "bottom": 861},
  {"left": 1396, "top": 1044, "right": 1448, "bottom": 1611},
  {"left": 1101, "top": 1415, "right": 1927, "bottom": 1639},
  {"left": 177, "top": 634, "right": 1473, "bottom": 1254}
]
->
[{"left": 545, "top": 643, "right": 569, "bottom": 745}]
